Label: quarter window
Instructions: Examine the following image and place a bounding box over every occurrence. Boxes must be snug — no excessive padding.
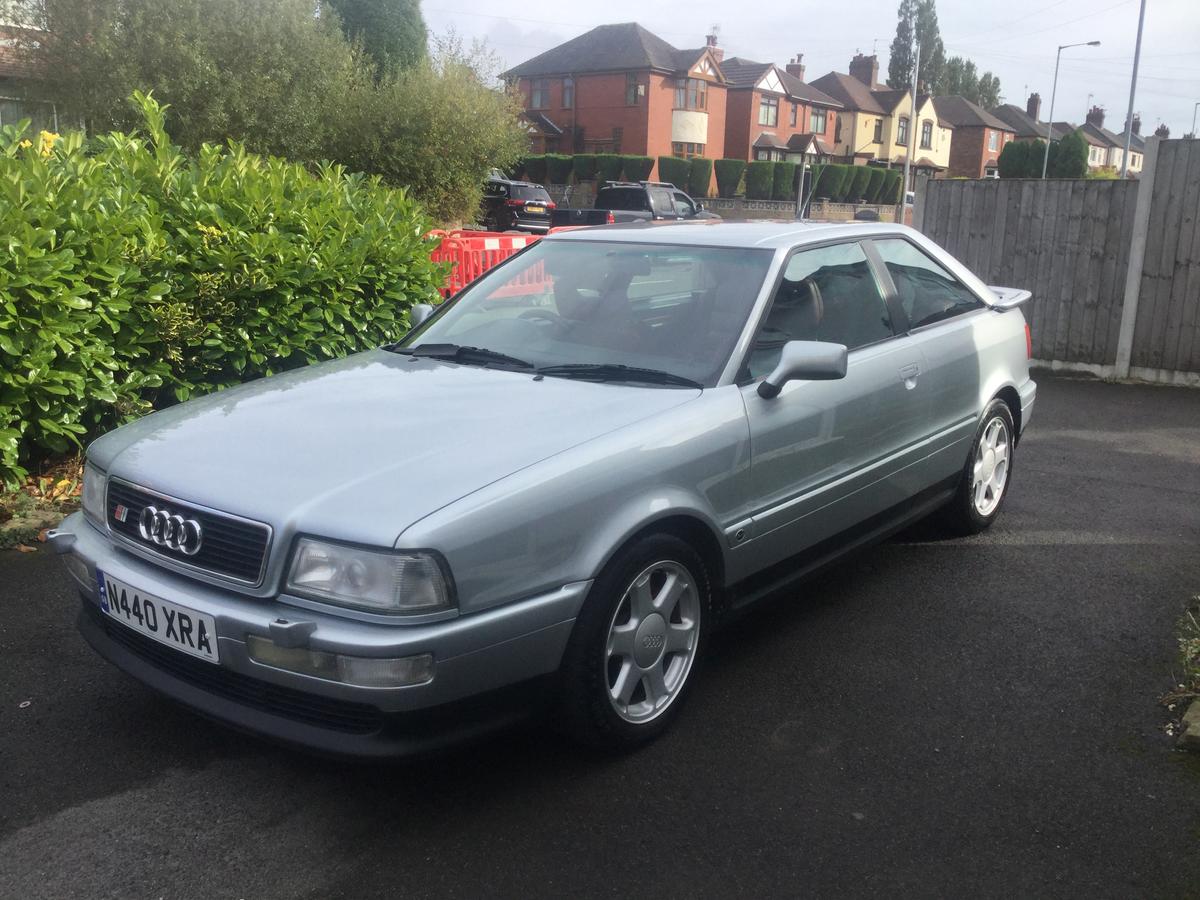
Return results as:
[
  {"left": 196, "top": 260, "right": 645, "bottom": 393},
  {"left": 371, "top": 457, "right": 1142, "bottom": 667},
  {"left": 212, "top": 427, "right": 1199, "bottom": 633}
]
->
[
  {"left": 872, "top": 239, "right": 984, "bottom": 328},
  {"left": 746, "top": 242, "right": 894, "bottom": 379}
]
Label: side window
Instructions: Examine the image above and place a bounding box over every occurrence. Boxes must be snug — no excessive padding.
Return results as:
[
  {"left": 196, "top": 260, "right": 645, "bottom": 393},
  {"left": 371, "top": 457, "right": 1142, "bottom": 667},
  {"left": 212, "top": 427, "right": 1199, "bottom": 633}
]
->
[
  {"left": 673, "top": 192, "right": 696, "bottom": 218},
  {"left": 746, "top": 242, "right": 893, "bottom": 380},
  {"left": 872, "top": 239, "right": 984, "bottom": 328},
  {"left": 648, "top": 189, "right": 675, "bottom": 216}
]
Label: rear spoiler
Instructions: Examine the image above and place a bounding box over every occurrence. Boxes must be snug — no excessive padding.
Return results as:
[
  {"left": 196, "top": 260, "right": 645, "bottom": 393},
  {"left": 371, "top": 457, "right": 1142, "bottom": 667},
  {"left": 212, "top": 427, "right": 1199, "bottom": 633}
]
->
[{"left": 986, "top": 286, "right": 1032, "bottom": 309}]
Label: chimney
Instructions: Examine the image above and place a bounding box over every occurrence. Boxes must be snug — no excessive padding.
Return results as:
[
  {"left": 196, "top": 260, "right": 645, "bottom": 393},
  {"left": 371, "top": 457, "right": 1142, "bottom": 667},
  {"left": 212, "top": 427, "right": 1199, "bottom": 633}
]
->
[
  {"left": 849, "top": 53, "right": 878, "bottom": 87},
  {"left": 785, "top": 53, "right": 805, "bottom": 81},
  {"left": 1026, "top": 92, "right": 1041, "bottom": 121},
  {"left": 1154, "top": 123, "right": 1170, "bottom": 138},
  {"left": 705, "top": 31, "right": 724, "bottom": 63},
  {"left": 1085, "top": 105, "right": 1105, "bottom": 128},
  {"left": 1131, "top": 113, "right": 1141, "bottom": 135}
]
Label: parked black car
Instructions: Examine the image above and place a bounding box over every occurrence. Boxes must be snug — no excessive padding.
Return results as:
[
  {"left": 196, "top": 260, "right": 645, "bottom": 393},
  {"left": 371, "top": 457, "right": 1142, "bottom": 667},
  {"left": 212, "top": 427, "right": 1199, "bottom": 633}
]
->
[
  {"left": 550, "top": 181, "right": 721, "bottom": 228},
  {"left": 478, "top": 177, "right": 556, "bottom": 233}
]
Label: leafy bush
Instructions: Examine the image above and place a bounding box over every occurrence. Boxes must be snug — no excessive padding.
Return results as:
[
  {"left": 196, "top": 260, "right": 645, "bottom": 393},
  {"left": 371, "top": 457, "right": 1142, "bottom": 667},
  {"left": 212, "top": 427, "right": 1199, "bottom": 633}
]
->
[
  {"left": 772, "top": 161, "right": 798, "bottom": 201},
  {"left": 847, "top": 167, "right": 872, "bottom": 202},
  {"left": 687, "top": 157, "right": 714, "bottom": 198},
  {"left": 657, "top": 156, "right": 690, "bottom": 188},
  {"left": 595, "top": 153, "right": 623, "bottom": 182},
  {"left": 544, "top": 154, "right": 573, "bottom": 184},
  {"left": 881, "top": 170, "right": 904, "bottom": 204},
  {"left": 864, "top": 168, "right": 887, "bottom": 203},
  {"left": 714, "top": 158, "right": 746, "bottom": 198},
  {"left": 745, "top": 161, "right": 775, "bottom": 200},
  {"left": 622, "top": 155, "right": 654, "bottom": 181},
  {"left": 1052, "top": 129, "right": 1089, "bottom": 178},
  {"left": 572, "top": 154, "right": 598, "bottom": 181},
  {"left": 819, "top": 163, "right": 854, "bottom": 201},
  {"left": 523, "top": 155, "right": 548, "bottom": 184},
  {"left": 997, "top": 140, "right": 1031, "bottom": 178},
  {"left": 0, "top": 94, "right": 444, "bottom": 486},
  {"left": 811, "top": 163, "right": 838, "bottom": 199}
]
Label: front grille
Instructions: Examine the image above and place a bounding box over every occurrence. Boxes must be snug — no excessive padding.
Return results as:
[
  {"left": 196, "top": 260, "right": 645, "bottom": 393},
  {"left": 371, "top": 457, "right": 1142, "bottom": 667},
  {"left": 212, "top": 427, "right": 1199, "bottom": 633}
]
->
[
  {"left": 88, "top": 602, "right": 384, "bottom": 735},
  {"left": 106, "top": 479, "right": 271, "bottom": 584}
]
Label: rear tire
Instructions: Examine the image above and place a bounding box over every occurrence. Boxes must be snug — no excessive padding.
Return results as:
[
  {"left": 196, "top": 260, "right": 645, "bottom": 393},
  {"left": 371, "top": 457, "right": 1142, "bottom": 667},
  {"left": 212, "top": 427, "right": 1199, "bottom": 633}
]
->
[
  {"left": 556, "top": 533, "right": 712, "bottom": 751},
  {"left": 939, "top": 398, "right": 1016, "bottom": 535}
]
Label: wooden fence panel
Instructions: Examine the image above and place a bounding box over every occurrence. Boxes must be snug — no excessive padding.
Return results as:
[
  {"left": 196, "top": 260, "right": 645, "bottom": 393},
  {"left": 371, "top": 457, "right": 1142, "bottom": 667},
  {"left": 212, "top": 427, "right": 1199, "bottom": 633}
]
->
[{"left": 919, "top": 176, "right": 1139, "bottom": 367}]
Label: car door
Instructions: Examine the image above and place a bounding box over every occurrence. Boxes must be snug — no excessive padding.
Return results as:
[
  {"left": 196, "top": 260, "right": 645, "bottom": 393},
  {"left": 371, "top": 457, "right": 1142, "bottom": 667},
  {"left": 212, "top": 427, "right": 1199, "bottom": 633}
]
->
[
  {"left": 870, "top": 237, "right": 990, "bottom": 480},
  {"left": 647, "top": 188, "right": 679, "bottom": 220},
  {"left": 672, "top": 191, "right": 697, "bottom": 219},
  {"left": 738, "top": 240, "right": 931, "bottom": 570}
]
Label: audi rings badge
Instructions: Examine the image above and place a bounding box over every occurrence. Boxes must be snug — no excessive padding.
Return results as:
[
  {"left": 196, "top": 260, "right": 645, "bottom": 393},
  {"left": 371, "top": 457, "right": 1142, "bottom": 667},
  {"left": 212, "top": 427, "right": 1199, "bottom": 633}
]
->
[{"left": 137, "top": 505, "right": 204, "bottom": 556}]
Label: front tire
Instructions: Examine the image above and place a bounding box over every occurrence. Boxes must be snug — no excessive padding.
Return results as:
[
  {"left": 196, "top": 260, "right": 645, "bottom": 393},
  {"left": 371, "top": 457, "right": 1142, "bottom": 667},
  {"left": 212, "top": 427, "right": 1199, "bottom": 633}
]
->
[
  {"left": 940, "top": 398, "right": 1016, "bottom": 535},
  {"left": 557, "top": 533, "right": 712, "bottom": 751}
]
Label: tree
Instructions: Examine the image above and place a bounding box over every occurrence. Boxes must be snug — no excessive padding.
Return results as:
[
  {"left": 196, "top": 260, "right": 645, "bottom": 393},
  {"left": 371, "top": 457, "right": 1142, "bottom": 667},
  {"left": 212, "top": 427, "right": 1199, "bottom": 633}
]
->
[
  {"left": 976, "top": 72, "right": 1001, "bottom": 108},
  {"left": 1051, "top": 129, "right": 1089, "bottom": 177},
  {"left": 323, "top": 0, "right": 427, "bottom": 77},
  {"left": 933, "top": 55, "right": 1003, "bottom": 108},
  {"left": 997, "top": 140, "right": 1031, "bottom": 178},
  {"left": 914, "top": 0, "right": 945, "bottom": 93},
  {"left": 887, "top": 0, "right": 918, "bottom": 89}
]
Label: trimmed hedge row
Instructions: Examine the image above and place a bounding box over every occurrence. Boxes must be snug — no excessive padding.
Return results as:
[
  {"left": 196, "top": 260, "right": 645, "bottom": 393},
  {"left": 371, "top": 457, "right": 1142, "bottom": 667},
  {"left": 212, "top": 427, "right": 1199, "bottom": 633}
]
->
[
  {"left": 808, "top": 163, "right": 904, "bottom": 204},
  {"left": 0, "top": 93, "right": 444, "bottom": 486},
  {"left": 514, "top": 153, "right": 654, "bottom": 185}
]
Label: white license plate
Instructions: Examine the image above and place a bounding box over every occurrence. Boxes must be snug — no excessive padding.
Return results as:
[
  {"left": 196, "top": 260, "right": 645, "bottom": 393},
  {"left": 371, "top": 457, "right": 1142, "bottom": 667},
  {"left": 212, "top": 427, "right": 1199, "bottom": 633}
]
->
[
  {"left": 525, "top": 206, "right": 545, "bottom": 213},
  {"left": 97, "top": 571, "right": 219, "bottom": 664}
]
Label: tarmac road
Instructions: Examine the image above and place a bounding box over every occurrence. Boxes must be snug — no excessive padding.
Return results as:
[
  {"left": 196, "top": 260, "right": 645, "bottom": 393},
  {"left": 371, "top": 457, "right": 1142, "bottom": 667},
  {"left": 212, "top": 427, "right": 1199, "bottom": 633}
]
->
[{"left": 2, "top": 373, "right": 1199, "bottom": 898}]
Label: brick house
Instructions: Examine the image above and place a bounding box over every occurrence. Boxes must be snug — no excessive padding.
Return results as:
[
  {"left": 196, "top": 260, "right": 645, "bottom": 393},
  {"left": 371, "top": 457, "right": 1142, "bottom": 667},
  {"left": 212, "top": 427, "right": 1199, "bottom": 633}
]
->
[
  {"left": 0, "top": 5, "right": 57, "bottom": 133},
  {"left": 991, "top": 93, "right": 1072, "bottom": 145},
  {"left": 503, "top": 22, "right": 727, "bottom": 170},
  {"left": 810, "top": 54, "right": 952, "bottom": 188},
  {"left": 1081, "top": 106, "right": 1143, "bottom": 174},
  {"left": 720, "top": 54, "right": 841, "bottom": 164},
  {"left": 932, "top": 96, "right": 1015, "bottom": 178}
]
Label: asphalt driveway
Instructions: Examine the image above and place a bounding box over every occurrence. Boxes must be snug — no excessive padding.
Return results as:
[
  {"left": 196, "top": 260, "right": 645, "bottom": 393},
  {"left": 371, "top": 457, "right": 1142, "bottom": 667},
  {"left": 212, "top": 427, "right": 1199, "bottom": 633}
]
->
[{"left": 2, "top": 373, "right": 1198, "bottom": 898}]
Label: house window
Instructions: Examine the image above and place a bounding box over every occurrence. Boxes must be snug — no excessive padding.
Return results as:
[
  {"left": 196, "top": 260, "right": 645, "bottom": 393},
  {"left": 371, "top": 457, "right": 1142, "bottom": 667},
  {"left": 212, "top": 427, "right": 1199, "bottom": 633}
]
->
[
  {"left": 834, "top": 116, "right": 842, "bottom": 143},
  {"left": 920, "top": 120, "right": 933, "bottom": 149},
  {"left": 1133, "top": 153, "right": 1141, "bottom": 167},
  {"left": 674, "top": 77, "right": 707, "bottom": 110},
  {"left": 988, "top": 130, "right": 999, "bottom": 151},
  {"left": 562, "top": 77, "right": 574, "bottom": 109},
  {"left": 873, "top": 119, "right": 883, "bottom": 143},
  {"left": 758, "top": 95, "right": 779, "bottom": 127},
  {"left": 530, "top": 79, "right": 550, "bottom": 110},
  {"left": 755, "top": 149, "right": 785, "bottom": 161},
  {"left": 625, "top": 73, "right": 639, "bottom": 106},
  {"left": 789, "top": 104, "right": 797, "bottom": 127},
  {"left": 810, "top": 107, "right": 827, "bottom": 134},
  {"left": 673, "top": 142, "right": 705, "bottom": 158},
  {"left": 896, "top": 116, "right": 910, "bottom": 146}
]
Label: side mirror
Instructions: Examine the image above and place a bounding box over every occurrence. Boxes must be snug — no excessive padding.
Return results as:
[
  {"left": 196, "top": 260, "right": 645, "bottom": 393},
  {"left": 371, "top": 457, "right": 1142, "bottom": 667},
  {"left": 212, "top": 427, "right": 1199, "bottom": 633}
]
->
[
  {"left": 694, "top": 202, "right": 705, "bottom": 213},
  {"left": 757, "top": 340, "right": 848, "bottom": 399},
  {"left": 409, "top": 303, "right": 434, "bottom": 328}
]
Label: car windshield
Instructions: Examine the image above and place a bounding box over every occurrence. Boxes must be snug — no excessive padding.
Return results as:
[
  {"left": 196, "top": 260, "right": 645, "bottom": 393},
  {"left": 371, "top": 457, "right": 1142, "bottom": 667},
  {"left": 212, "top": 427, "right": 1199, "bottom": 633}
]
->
[{"left": 399, "top": 240, "right": 773, "bottom": 387}]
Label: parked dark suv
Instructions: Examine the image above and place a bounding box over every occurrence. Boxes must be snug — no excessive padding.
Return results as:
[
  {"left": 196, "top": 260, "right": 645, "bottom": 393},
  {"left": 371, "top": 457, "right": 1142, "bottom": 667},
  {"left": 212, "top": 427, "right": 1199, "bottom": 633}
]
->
[{"left": 478, "top": 177, "right": 556, "bottom": 233}]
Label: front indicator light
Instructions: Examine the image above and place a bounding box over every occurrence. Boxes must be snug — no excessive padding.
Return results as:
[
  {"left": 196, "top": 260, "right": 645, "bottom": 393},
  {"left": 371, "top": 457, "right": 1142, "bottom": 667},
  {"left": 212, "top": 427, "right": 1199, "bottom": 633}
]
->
[{"left": 246, "top": 634, "right": 434, "bottom": 688}]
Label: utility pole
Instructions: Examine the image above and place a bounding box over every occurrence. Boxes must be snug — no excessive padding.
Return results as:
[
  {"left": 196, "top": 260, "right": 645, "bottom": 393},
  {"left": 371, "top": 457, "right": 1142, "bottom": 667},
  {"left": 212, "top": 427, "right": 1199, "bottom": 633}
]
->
[
  {"left": 1120, "top": 0, "right": 1147, "bottom": 177},
  {"left": 901, "top": 38, "right": 921, "bottom": 217}
]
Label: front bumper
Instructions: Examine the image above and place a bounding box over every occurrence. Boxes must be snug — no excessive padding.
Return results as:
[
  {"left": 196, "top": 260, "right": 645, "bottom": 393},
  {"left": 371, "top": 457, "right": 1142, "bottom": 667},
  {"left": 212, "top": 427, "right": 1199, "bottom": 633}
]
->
[{"left": 54, "top": 512, "right": 590, "bottom": 758}]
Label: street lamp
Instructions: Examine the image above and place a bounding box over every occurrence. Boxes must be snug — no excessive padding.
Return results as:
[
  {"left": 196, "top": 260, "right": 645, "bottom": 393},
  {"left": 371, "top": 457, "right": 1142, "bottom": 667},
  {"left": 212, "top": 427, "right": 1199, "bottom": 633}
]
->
[
  {"left": 1120, "top": 0, "right": 1146, "bottom": 177},
  {"left": 1042, "top": 40, "right": 1101, "bottom": 179}
]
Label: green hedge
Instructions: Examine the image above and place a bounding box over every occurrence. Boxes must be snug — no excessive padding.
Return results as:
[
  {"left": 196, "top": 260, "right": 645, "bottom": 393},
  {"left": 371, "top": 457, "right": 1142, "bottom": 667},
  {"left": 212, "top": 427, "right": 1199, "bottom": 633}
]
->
[
  {"left": 772, "top": 161, "right": 798, "bottom": 201},
  {"left": 572, "top": 153, "right": 598, "bottom": 181},
  {"left": 714, "top": 158, "right": 746, "bottom": 198},
  {"left": 657, "top": 155, "right": 690, "bottom": 188},
  {"left": 595, "top": 153, "right": 623, "bottom": 182},
  {"left": 882, "top": 170, "right": 904, "bottom": 204},
  {"left": 622, "top": 155, "right": 654, "bottom": 181},
  {"left": 687, "top": 157, "right": 713, "bottom": 198},
  {"left": 845, "top": 166, "right": 872, "bottom": 202},
  {"left": 864, "top": 167, "right": 887, "bottom": 204},
  {"left": 523, "top": 154, "right": 547, "bottom": 184},
  {"left": 545, "top": 153, "right": 573, "bottom": 184},
  {"left": 0, "top": 93, "right": 443, "bottom": 486},
  {"left": 745, "top": 161, "right": 775, "bottom": 200}
]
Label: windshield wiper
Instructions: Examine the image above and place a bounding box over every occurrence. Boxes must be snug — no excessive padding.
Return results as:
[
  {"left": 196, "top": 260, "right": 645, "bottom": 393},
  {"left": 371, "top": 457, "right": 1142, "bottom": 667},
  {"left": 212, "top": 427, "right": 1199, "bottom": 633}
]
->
[
  {"left": 401, "top": 343, "right": 535, "bottom": 370},
  {"left": 537, "top": 363, "right": 702, "bottom": 388}
]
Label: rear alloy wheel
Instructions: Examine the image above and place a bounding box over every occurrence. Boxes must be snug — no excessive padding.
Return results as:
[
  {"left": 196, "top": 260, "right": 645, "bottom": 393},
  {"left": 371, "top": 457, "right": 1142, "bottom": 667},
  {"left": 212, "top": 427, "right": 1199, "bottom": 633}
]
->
[
  {"left": 557, "top": 533, "right": 711, "bottom": 750},
  {"left": 940, "top": 398, "right": 1016, "bottom": 534}
]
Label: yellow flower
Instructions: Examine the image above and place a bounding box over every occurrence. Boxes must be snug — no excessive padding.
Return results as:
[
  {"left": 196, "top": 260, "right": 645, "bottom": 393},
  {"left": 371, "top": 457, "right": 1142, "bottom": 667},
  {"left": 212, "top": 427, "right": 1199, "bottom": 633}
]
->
[
  {"left": 18, "top": 138, "right": 32, "bottom": 149},
  {"left": 37, "top": 130, "right": 60, "bottom": 156}
]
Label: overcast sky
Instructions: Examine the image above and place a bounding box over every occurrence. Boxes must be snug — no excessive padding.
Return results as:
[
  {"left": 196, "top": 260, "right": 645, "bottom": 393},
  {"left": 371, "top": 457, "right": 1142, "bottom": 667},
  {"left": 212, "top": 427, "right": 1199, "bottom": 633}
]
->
[{"left": 424, "top": 0, "right": 1200, "bottom": 136}]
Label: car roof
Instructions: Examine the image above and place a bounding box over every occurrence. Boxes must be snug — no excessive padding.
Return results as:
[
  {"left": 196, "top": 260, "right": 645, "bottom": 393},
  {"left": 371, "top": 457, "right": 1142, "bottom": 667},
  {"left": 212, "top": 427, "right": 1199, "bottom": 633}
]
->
[{"left": 544, "top": 219, "right": 919, "bottom": 250}]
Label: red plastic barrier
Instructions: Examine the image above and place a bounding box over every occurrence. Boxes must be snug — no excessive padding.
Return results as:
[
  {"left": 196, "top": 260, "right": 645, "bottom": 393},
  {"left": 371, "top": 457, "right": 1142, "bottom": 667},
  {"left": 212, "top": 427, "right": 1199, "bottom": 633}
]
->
[{"left": 428, "top": 229, "right": 543, "bottom": 298}]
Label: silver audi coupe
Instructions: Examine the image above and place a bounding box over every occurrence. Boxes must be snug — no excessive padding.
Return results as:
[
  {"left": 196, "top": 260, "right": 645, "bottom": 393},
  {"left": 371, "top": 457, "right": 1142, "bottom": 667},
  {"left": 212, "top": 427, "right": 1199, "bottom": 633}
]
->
[{"left": 51, "top": 221, "right": 1036, "bottom": 757}]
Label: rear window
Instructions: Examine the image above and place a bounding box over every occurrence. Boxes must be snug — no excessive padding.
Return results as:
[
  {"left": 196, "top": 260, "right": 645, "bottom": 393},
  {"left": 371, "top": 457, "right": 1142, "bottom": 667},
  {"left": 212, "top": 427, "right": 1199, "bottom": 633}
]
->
[
  {"left": 511, "top": 184, "right": 551, "bottom": 202},
  {"left": 596, "top": 188, "right": 649, "bottom": 211}
]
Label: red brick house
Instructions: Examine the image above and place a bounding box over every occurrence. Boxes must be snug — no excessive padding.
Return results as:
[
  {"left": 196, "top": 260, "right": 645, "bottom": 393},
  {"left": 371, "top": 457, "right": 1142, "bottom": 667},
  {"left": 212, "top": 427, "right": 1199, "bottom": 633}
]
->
[
  {"left": 932, "top": 96, "right": 1015, "bottom": 178},
  {"left": 503, "top": 22, "right": 727, "bottom": 167},
  {"left": 721, "top": 54, "right": 841, "bottom": 163},
  {"left": 0, "top": 9, "right": 58, "bottom": 133}
]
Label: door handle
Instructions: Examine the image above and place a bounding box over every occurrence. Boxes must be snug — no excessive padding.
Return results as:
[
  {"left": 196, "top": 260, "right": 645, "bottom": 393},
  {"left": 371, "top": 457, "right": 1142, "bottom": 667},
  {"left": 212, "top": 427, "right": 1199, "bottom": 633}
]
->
[{"left": 899, "top": 363, "right": 921, "bottom": 389}]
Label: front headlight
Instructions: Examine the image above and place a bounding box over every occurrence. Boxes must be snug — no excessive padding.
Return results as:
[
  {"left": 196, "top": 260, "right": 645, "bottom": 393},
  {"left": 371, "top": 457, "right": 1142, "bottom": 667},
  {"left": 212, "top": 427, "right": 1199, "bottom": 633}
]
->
[
  {"left": 81, "top": 462, "right": 107, "bottom": 525},
  {"left": 286, "top": 538, "right": 454, "bottom": 614}
]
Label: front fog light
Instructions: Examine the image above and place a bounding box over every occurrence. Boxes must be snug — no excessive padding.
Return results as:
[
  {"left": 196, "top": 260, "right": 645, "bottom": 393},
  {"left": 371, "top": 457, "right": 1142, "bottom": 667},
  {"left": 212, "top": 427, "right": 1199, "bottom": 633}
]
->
[{"left": 246, "top": 635, "right": 435, "bottom": 688}]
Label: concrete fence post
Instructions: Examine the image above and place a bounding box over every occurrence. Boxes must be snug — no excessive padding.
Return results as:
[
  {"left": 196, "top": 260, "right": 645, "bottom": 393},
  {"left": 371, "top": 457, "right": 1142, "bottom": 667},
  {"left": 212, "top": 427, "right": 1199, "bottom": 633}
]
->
[{"left": 1113, "top": 136, "right": 1159, "bottom": 378}]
